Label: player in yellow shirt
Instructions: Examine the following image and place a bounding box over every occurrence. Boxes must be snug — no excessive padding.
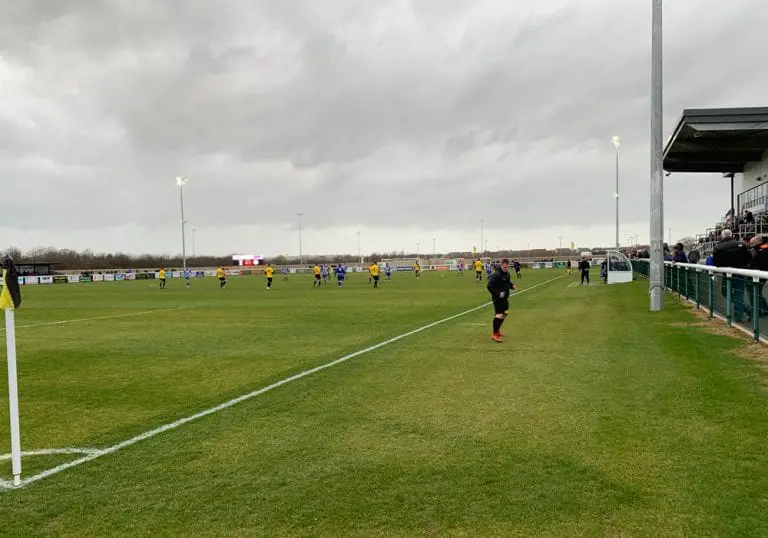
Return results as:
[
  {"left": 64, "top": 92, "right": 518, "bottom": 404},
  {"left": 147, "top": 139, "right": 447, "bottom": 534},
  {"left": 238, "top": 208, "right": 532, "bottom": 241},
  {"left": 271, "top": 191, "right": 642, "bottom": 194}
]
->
[
  {"left": 474, "top": 259, "right": 484, "bottom": 282},
  {"left": 413, "top": 262, "right": 421, "bottom": 279},
  {"left": 158, "top": 267, "right": 167, "bottom": 289},
  {"left": 312, "top": 264, "right": 322, "bottom": 288},
  {"left": 370, "top": 263, "right": 380, "bottom": 288},
  {"left": 216, "top": 266, "right": 226, "bottom": 289},
  {"left": 264, "top": 264, "right": 274, "bottom": 290}
]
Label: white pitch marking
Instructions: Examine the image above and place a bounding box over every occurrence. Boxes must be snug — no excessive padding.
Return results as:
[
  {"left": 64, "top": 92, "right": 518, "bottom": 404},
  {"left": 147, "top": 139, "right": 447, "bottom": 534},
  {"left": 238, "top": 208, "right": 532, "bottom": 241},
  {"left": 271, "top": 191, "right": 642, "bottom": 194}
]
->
[
  {"left": 0, "top": 307, "right": 195, "bottom": 332},
  {"left": 12, "top": 275, "right": 565, "bottom": 490},
  {"left": 0, "top": 447, "right": 101, "bottom": 462},
  {"left": 0, "top": 448, "right": 101, "bottom": 490}
]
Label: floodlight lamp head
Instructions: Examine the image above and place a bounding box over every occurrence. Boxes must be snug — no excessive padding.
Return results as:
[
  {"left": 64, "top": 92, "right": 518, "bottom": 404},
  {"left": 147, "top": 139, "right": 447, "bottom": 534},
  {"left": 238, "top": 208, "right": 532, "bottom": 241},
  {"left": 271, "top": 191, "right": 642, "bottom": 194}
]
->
[
  {"left": 612, "top": 136, "right": 621, "bottom": 149},
  {"left": 176, "top": 176, "right": 188, "bottom": 186}
]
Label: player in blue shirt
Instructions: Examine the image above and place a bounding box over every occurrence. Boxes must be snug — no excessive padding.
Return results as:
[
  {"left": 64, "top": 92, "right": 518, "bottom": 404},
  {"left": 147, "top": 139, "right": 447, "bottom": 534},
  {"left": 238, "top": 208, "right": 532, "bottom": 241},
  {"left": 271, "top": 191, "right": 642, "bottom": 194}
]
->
[
  {"left": 183, "top": 269, "right": 191, "bottom": 288},
  {"left": 457, "top": 260, "right": 464, "bottom": 276},
  {"left": 384, "top": 263, "right": 392, "bottom": 282},
  {"left": 335, "top": 265, "right": 346, "bottom": 287},
  {"left": 321, "top": 264, "right": 329, "bottom": 285},
  {"left": 485, "top": 261, "right": 493, "bottom": 279},
  {"left": 281, "top": 266, "right": 289, "bottom": 281}
]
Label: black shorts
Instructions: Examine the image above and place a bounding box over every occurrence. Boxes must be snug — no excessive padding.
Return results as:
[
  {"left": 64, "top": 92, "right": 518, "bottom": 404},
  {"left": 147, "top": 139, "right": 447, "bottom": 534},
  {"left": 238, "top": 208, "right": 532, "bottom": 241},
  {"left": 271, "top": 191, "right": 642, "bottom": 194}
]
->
[
  {"left": 218, "top": 277, "right": 225, "bottom": 282},
  {"left": 373, "top": 275, "right": 379, "bottom": 282},
  {"left": 476, "top": 271, "right": 482, "bottom": 277},
  {"left": 267, "top": 277, "right": 273, "bottom": 283},
  {"left": 493, "top": 298, "right": 509, "bottom": 315},
  {"left": 315, "top": 274, "right": 321, "bottom": 280}
]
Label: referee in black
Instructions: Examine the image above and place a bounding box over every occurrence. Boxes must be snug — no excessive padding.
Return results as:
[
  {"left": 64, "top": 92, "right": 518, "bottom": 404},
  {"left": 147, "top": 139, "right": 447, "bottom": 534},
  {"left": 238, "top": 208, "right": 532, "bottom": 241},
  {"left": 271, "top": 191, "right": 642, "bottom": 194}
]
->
[
  {"left": 578, "top": 257, "right": 591, "bottom": 286},
  {"left": 487, "top": 258, "right": 515, "bottom": 342}
]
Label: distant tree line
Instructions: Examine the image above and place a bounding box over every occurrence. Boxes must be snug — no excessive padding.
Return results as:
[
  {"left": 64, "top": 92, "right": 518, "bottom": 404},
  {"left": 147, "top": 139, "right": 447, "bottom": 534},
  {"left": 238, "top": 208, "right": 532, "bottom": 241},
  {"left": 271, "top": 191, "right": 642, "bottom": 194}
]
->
[
  {"left": 2, "top": 245, "right": 631, "bottom": 271},
  {"left": 2, "top": 247, "right": 231, "bottom": 271}
]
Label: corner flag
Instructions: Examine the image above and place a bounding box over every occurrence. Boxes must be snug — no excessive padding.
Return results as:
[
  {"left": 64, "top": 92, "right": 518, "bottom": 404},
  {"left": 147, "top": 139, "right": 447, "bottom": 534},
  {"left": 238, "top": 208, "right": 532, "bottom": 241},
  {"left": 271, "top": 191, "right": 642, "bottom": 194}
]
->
[
  {"left": 0, "top": 256, "right": 22, "bottom": 310},
  {"left": 2, "top": 255, "right": 22, "bottom": 487}
]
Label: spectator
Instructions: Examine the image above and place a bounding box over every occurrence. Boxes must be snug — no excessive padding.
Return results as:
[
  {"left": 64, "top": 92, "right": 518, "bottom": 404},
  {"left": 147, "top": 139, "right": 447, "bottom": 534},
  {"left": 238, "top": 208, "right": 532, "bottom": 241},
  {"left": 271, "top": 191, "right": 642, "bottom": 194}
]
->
[
  {"left": 688, "top": 247, "right": 701, "bottom": 264},
  {"left": 713, "top": 229, "right": 750, "bottom": 323},
  {"left": 714, "top": 229, "right": 749, "bottom": 269},
  {"left": 672, "top": 242, "right": 687, "bottom": 264},
  {"left": 748, "top": 236, "right": 768, "bottom": 318},
  {"left": 744, "top": 209, "right": 755, "bottom": 224},
  {"left": 578, "top": 258, "right": 591, "bottom": 286}
]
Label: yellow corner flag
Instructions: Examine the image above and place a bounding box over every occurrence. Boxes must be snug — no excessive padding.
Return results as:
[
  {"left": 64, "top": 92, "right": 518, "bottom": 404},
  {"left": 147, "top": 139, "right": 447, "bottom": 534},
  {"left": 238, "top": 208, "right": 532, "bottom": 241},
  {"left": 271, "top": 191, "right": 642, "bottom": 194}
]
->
[{"left": 0, "top": 257, "right": 22, "bottom": 310}]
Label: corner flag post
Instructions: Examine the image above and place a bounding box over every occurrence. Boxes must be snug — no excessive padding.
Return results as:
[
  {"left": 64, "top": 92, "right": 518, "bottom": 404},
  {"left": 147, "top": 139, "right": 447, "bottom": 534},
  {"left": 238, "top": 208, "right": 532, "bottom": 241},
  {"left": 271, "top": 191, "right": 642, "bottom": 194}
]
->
[
  {"left": 1, "top": 256, "right": 23, "bottom": 487},
  {"left": 5, "top": 308, "right": 21, "bottom": 486}
]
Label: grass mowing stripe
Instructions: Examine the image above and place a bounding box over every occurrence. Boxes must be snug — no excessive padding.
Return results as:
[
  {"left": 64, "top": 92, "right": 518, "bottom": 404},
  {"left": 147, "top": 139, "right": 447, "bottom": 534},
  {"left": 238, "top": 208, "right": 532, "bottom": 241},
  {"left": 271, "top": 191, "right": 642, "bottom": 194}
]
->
[
  {"left": 7, "top": 274, "right": 565, "bottom": 491},
  {"left": 0, "top": 306, "right": 195, "bottom": 331}
]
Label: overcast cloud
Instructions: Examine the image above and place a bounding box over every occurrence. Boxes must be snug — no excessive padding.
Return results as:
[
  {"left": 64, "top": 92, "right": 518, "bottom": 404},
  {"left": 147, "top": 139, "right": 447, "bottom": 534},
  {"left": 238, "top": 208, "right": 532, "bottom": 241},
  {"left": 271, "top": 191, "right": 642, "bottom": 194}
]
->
[{"left": 1, "top": 0, "right": 765, "bottom": 257}]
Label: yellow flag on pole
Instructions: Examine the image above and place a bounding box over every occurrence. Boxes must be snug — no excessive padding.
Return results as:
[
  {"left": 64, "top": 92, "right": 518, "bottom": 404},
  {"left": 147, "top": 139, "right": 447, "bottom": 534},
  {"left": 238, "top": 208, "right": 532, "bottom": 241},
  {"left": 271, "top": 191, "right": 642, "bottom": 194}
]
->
[{"left": 0, "top": 258, "right": 22, "bottom": 310}]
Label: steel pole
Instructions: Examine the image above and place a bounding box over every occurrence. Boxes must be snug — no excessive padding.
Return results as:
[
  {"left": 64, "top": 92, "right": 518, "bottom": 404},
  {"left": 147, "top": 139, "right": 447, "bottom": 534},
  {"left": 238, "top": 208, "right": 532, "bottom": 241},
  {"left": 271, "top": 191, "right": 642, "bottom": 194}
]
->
[
  {"left": 615, "top": 146, "right": 620, "bottom": 250},
  {"left": 730, "top": 174, "right": 735, "bottom": 217},
  {"left": 650, "top": 0, "right": 664, "bottom": 311},
  {"left": 480, "top": 220, "right": 484, "bottom": 258},
  {"left": 180, "top": 185, "right": 187, "bottom": 272},
  {"left": 298, "top": 213, "right": 304, "bottom": 265}
]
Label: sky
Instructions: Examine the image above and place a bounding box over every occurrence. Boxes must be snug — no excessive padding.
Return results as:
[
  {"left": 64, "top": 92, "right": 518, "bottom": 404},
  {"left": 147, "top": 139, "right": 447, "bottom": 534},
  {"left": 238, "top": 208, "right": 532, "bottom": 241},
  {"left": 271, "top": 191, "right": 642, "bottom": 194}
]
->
[{"left": 1, "top": 0, "right": 766, "bottom": 258}]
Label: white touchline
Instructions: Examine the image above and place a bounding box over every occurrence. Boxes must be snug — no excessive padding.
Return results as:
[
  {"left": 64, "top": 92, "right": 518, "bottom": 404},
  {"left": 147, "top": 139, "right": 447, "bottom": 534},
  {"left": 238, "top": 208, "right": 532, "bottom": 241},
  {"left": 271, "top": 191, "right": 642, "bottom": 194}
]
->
[
  {"left": 7, "top": 274, "right": 565, "bottom": 490},
  {"left": 0, "top": 306, "right": 195, "bottom": 332},
  {"left": 0, "top": 448, "right": 101, "bottom": 461}
]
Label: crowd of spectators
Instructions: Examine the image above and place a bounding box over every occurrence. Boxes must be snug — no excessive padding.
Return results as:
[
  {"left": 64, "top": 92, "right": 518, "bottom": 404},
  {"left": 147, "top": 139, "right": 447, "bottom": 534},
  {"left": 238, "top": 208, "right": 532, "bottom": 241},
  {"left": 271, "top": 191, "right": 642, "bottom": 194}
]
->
[{"left": 702, "top": 208, "right": 768, "bottom": 245}]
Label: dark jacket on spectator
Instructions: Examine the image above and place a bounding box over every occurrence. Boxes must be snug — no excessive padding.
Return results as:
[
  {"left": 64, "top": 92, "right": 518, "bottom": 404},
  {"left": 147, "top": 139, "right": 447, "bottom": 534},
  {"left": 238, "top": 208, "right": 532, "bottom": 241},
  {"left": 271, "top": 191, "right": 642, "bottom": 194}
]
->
[
  {"left": 673, "top": 250, "right": 688, "bottom": 263},
  {"left": 751, "top": 242, "right": 768, "bottom": 271},
  {"left": 713, "top": 238, "right": 749, "bottom": 269},
  {"left": 688, "top": 249, "right": 701, "bottom": 264}
]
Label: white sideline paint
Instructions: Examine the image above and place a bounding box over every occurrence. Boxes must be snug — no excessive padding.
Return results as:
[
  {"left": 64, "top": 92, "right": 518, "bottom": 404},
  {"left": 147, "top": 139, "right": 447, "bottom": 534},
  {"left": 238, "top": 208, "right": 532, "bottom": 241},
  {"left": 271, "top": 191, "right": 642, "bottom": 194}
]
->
[
  {"left": 6, "top": 274, "right": 565, "bottom": 490},
  {"left": 0, "top": 306, "right": 194, "bottom": 332},
  {"left": 0, "top": 448, "right": 101, "bottom": 490},
  {"left": 0, "top": 447, "right": 101, "bottom": 461}
]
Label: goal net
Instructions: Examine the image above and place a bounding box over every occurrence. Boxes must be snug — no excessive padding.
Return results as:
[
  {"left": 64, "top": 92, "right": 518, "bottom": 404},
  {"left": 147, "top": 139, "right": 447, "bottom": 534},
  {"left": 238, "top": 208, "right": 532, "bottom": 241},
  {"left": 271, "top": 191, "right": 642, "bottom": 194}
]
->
[{"left": 381, "top": 258, "right": 421, "bottom": 272}]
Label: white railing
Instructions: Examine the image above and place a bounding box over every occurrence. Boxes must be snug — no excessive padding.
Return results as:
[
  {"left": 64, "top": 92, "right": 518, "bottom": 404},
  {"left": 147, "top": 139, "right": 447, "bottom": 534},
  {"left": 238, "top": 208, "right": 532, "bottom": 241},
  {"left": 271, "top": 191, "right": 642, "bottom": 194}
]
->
[{"left": 634, "top": 258, "right": 768, "bottom": 282}]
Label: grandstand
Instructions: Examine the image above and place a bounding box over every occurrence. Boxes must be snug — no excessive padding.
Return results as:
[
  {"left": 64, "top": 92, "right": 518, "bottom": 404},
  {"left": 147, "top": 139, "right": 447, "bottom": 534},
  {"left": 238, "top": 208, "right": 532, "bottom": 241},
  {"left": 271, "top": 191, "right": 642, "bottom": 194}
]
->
[{"left": 664, "top": 107, "right": 768, "bottom": 256}]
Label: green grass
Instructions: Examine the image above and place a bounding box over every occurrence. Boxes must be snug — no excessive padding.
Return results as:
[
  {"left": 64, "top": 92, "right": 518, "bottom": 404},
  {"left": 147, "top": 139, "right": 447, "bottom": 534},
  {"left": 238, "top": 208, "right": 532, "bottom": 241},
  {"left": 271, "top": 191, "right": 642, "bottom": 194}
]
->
[{"left": 0, "top": 270, "right": 767, "bottom": 536}]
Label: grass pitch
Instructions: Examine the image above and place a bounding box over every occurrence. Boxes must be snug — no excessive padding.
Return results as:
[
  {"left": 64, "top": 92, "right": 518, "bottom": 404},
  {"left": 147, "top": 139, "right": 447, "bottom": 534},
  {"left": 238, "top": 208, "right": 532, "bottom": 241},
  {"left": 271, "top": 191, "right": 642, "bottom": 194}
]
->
[{"left": 0, "top": 270, "right": 767, "bottom": 536}]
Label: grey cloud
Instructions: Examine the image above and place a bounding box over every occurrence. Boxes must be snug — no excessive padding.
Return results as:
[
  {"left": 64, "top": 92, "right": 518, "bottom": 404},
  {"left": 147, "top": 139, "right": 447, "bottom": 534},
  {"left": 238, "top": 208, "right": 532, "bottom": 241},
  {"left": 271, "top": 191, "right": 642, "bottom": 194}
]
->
[{"left": 1, "top": 0, "right": 767, "bottom": 247}]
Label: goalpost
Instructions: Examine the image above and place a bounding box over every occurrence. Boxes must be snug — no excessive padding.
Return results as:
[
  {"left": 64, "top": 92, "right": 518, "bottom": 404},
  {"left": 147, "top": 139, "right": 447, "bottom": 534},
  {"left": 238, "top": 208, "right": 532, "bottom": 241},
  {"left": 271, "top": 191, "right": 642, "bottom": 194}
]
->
[{"left": 381, "top": 258, "right": 421, "bottom": 272}]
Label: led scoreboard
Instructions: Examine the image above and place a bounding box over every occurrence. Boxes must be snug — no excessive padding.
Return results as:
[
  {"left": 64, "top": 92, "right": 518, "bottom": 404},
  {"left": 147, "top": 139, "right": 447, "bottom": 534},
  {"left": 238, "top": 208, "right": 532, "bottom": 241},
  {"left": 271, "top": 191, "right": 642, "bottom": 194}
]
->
[{"left": 232, "top": 254, "right": 264, "bottom": 266}]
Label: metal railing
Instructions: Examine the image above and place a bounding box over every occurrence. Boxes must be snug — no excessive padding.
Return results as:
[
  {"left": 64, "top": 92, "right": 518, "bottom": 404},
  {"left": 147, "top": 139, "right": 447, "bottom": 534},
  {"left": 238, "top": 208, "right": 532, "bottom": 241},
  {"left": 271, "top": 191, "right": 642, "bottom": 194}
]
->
[
  {"left": 633, "top": 259, "right": 768, "bottom": 342},
  {"left": 738, "top": 181, "right": 768, "bottom": 215}
]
